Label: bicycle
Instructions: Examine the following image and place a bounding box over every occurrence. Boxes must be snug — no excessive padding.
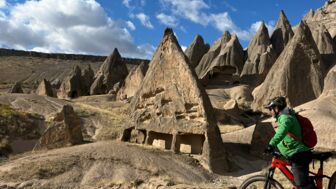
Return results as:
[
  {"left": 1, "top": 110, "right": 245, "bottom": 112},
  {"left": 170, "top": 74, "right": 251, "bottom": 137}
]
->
[{"left": 239, "top": 151, "right": 336, "bottom": 189}]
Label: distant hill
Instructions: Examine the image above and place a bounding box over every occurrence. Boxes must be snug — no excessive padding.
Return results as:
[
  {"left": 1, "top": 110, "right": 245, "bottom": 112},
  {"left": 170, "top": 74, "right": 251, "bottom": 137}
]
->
[{"left": 0, "top": 48, "right": 149, "bottom": 91}]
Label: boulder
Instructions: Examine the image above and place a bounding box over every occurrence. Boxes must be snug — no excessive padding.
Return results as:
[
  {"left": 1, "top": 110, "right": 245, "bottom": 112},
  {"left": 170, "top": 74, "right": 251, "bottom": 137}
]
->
[
  {"left": 57, "top": 65, "right": 83, "bottom": 99},
  {"left": 252, "top": 21, "right": 325, "bottom": 110},
  {"left": 34, "top": 105, "right": 83, "bottom": 150},
  {"left": 90, "top": 48, "right": 128, "bottom": 95},
  {"left": 36, "top": 79, "right": 53, "bottom": 97},
  {"left": 8, "top": 82, "right": 24, "bottom": 93},
  {"left": 117, "top": 61, "right": 148, "bottom": 100},
  {"left": 184, "top": 35, "right": 210, "bottom": 68},
  {"left": 270, "top": 10, "right": 294, "bottom": 56},
  {"left": 221, "top": 122, "right": 275, "bottom": 156},
  {"left": 241, "top": 22, "right": 276, "bottom": 86},
  {"left": 122, "top": 28, "right": 229, "bottom": 173}
]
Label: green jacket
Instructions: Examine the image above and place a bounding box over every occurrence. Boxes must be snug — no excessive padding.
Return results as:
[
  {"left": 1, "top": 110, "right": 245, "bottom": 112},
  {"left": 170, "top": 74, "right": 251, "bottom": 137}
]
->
[{"left": 269, "top": 108, "right": 310, "bottom": 158}]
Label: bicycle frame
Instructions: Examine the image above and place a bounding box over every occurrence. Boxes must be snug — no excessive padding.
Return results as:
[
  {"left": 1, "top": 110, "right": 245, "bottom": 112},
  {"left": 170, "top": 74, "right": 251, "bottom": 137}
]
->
[{"left": 266, "top": 156, "right": 331, "bottom": 189}]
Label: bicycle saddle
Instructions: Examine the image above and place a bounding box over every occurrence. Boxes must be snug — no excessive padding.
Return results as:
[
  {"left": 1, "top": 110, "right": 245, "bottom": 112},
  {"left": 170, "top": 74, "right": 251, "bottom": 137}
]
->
[{"left": 312, "top": 152, "right": 333, "bottom": 161}]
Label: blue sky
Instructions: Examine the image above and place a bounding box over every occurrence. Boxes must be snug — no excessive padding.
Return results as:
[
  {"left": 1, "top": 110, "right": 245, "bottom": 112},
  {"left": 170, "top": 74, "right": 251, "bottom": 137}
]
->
[{"left": 0, "top": 0, "right": 326, "bottom": 59}]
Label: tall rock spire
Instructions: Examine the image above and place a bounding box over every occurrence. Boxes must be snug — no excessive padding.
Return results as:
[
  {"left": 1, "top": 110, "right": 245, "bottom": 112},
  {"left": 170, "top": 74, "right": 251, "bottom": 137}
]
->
[
  {"left": 241, "top": 22, "right": 276, "bottom": 86},
  {"left": 195, "top": 31, "right": 231, "bottom": 78},
  {"left": 271, "top": 10, "right": 294, "bottom": 56},
  {"left": 122, "top": 28, "right": 229, "bottom": 173},
  {"left": 252, "top": 21, "right": 325, "bottom": 110},
  {"left": 90, "top": 48, "right": 128, "bottom": 95},
  {"left": 185, "top": 34, "right": 210, "bottom": 68},
  {"left": 310, "top": 24, "right": 336, "bottom": 70}
]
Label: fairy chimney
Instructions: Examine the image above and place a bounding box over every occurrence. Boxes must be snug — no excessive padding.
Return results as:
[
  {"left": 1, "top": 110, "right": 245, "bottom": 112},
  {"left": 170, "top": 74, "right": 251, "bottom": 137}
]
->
[
  {"left": 185, "top": 35, "right": 210, "bottom": 68},
  {"left": 241, "top": 22, "right": 276, "bottom": 86},
  {"left": 122, "top": 28, "right": 229, "bottom": 173},
  {"left": 117, "top": 62, "right": 148, "bottom": 100},
  {"left": 309, "top": 24, "right": 336, "bottom": 70},
  {"left": 197, "top": 34, "right": 244, "bottom": 85},
  {"left": 57, "top": 65, "right": 83, "bottom": 99},
  {"left": 195, "top": 31, "right": 231, "bottom": 78},
  {"left": 270, "top": 10, "right": 294, "bottom": 56},
  {"left": 8, "top": 82, "right": 24, "bottom": 93},
  {"left": 90, "top": 48, "right": 128, "bottom": 95},
  {"left": 81, "top": 64, "right": 95, "bottom": 95},
  {"left": 252, "top": 21, "right": 325, "bottom": 110},
  {"left": 36, "top": 79, "right": 53, "bottom": 97}
]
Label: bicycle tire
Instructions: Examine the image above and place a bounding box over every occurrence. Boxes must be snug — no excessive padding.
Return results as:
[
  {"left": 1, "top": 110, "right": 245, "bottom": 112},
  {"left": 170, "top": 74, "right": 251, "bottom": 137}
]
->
[
  {"left": 239, "top": 175, "right": 284, "bottom": 189},
  {"left": 328, "top": 171, "right": 336, "bottom": 189}
]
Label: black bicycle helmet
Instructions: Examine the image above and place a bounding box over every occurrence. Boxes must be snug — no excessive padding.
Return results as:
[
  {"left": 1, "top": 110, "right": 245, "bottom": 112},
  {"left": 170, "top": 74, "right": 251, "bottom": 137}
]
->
[{"left": 264, "top": 96, "right": 287, "bottom": 110}]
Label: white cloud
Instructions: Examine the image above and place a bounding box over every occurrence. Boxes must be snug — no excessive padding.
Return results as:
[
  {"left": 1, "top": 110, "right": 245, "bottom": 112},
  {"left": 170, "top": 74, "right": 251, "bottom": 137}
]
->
[
  {"left": 159, "top": 0, "right": 274, "bottom": 42},
  {"left": 0, "top": 0, "right": 154, "bottom": 59},
  {"left": 0, "top": 0, "right": 6, "bottom": 8},
  {"left": 160, "top": 0, "right": 209, "bottom": 25},
  {"left": 136, "top": 12, "right": 154, "bottom": 29},
  {"left": 122, "top": 0, "right": 131, "bottom": 8},
  {"left": 250, "top": 21, "right": 275, "bottom": 36},
  {"left": 126, "top": 20, "right": 136, "bottom": 30},
  {"left": 181, "top": 45, "right": 187, "bottom": 52},
  {"left": 156, "top": 13, "right": 177, "bottom": 27}
]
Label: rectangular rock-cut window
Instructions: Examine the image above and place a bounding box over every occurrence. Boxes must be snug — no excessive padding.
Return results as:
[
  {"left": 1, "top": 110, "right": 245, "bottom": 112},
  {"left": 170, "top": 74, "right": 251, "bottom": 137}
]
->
[
  {"left": 175, "top": 134, "right": 205, "bottom": 154},
  {"left": 147, "top": 131, "right": 173, "bottom": 150}
]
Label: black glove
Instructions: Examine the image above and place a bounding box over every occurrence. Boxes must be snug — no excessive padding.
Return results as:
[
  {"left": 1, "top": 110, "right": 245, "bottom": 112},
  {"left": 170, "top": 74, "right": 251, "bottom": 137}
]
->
[{"left": 264, "top": 145, "right": 275, "bottom": 154}]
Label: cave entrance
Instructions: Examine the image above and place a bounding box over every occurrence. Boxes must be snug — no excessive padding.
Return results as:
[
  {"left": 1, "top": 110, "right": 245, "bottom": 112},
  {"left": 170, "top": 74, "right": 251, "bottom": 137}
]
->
[
  {"left": 175, "top": 134, "right": 205, "bottom": 154},
  {"left": 147, "top": 131, "right": 173, "bottom": 150}
]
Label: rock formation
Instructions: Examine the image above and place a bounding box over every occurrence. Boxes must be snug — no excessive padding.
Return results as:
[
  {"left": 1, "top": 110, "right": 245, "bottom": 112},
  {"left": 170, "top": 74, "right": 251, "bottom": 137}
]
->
[
  {"left": 322, "top": 64, "right": 336, "bottom": 96},
  {"left": 8, "top": 82, "right": 24, "bottom": 93},
  {"left": 57, "top": 65, "right": 83, "bottom": 99},
  {"left": 195, "top": 32, "right": 244, "bottom": 85},
  {"left": 90, "top": 48, "right": 128, "bottom": 95},
  {"left": 294, "top": 85, "right": 336, "bottom": 150},
  {"left": 241, "top": 22, "right": 276, "bottom": 86},
  {"left": 81, "top": 64, "right": 95, "bottom": 95},
  {"left": 252, "top": 21, "right": 325, "bottom": 110},
  {"left": 122, "top": 28, "right": 229, "bottom": 173},
  {"left": 196, "top": 32, "right": 231, "bottom": 77},
  {"left": 36, "top": 79, "right": 53, "bottom": 97},
  {"left": 34, "top": 105, "right": 83, "bottom": 150},
  {"left": 309, "top": 24, "right": 336, "bottom": 70},
  {"left": 270, "top": 10, "right": 294, "bottom": 56},
  {"left": 221, "top": 122, "right": 275, "bottom": 156},
  {"left": 184, "top": 35, "right": 210, "bottom": 68},
  {"left": 117, "top": 62, "right": 148, "bottom": 100},
  {"left": 304, "top": 0, "right": 336, "bottom": 38}
]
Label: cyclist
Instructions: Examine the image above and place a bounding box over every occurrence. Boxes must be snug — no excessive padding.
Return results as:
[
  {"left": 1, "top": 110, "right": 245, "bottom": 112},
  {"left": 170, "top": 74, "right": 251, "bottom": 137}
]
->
[{"left": 264, "top": 96, "right": 316, "bottom": 189}]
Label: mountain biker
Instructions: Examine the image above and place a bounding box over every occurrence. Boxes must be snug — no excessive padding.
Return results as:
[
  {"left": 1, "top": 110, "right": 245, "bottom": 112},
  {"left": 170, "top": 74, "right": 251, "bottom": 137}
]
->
[{"left": 264, "top": 96, "right": 316, "bottom": 189}]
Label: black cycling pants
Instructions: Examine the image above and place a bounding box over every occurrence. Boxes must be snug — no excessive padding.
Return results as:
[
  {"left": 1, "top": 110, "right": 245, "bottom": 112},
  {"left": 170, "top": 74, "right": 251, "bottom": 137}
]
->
[{"left": 289, "top": 150, "right": 316, "bottom": 189}]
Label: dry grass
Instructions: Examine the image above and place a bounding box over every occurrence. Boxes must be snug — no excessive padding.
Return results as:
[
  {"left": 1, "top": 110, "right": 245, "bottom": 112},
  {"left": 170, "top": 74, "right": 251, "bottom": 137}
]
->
[{"left": 72, "top": 100, "right": 130, "bottom": 141}]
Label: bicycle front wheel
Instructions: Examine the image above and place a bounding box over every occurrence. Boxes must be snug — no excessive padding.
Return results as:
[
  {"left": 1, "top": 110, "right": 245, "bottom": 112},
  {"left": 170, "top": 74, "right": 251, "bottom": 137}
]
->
[
  {"left": 329, "top": 171, "right": 336, "bottom": 189},
  {"left": 239, "top": 175, "right": 284, "bottom": 189}
]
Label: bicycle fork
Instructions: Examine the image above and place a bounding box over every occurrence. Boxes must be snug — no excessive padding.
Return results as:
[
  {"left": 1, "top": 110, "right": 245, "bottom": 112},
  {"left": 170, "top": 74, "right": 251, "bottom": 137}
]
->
[{"left": 264, "top": 168, "right": 276, "bottom": 189}]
